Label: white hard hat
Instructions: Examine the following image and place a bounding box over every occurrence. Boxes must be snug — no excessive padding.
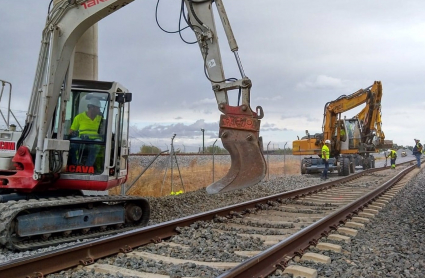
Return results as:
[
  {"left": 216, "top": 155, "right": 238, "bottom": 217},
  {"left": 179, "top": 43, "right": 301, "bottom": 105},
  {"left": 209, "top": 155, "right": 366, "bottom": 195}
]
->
[
  {"left": 325, "top": 140, "right": 331, "bottom": 144},
  {"left": 88, "top": 98, "right": 101, "bottom": 107}
]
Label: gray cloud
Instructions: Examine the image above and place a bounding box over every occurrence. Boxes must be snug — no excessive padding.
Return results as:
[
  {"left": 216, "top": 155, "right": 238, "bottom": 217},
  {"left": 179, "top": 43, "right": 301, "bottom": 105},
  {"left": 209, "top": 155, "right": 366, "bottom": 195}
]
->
[
  {"left": 296, "top": 75, "right": 347, "bottom": 90},
  {"left": 130, "top": 119, "right": 218, "bottom": 139},
  {"left": 1, "top": 0, "right": 425, "bottom": 148}
]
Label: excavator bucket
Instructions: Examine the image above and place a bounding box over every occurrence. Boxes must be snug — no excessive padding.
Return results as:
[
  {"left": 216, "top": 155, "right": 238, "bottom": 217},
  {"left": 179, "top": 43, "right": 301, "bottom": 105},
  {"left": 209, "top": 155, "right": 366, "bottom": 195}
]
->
[
  {"left": 206, "top": 107, "right": 266, "bottom": 194},
  {"left": 376, "top": 139, "right": 394, "bottom": 149}
]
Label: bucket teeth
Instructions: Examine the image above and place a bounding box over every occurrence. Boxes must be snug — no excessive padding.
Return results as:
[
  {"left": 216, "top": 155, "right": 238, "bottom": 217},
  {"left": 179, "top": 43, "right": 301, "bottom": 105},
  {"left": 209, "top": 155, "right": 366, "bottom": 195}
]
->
[{"left": 206, "top": 128, "right": 266, "bottom": 194}]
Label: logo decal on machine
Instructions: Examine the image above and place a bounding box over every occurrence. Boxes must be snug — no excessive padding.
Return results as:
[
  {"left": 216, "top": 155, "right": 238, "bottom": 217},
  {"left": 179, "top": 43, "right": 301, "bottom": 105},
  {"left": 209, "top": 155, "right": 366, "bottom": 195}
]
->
[
  {"left": 0, "top": 141, "right": 16, "bottom": 153},
  {"left": 81, "top": 0, "right": 110, "bottom": 9},
  {"left": 66, "top": 165, "right": 95, "bottom": 174}
]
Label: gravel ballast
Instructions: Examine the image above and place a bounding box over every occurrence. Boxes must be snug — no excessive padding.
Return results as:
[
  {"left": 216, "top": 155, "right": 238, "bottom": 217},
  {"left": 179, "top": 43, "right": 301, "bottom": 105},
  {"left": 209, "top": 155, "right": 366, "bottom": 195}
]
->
[
  {"left": 1, "top": 157, "right": 423, "bottom": 278},
  {"left": 271, "top": 168, "right": 425, "bottom": 278}
]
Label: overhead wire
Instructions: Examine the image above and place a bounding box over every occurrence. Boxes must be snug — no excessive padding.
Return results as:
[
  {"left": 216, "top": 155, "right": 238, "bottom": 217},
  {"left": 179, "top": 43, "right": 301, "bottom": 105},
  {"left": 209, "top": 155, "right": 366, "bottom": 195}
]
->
[
  {"left": 155, "top": 0, "right": 198, "bottom": 44},
  {"left": 186, "top": 0, "right": 239, "bottom": 84},
  {"left": 48, "top": 0, "right": 54, "bottom": 14},
  {"left": 157, "top": 0, "right": 239, "bottom": 85}
]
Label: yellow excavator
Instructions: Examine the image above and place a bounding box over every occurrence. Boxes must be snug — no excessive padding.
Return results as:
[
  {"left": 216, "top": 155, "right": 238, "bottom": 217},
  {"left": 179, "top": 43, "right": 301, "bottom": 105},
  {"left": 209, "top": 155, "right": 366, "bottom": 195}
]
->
[{"left": 293, "top": 81, "right": 393, "bottom": 175}]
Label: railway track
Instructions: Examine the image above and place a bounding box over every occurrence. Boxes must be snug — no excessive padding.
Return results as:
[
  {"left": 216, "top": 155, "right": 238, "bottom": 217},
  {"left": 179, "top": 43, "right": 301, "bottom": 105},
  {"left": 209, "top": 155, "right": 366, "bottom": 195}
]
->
[{"left": 0, "top": 160, "right": 420, "bottom": 278}]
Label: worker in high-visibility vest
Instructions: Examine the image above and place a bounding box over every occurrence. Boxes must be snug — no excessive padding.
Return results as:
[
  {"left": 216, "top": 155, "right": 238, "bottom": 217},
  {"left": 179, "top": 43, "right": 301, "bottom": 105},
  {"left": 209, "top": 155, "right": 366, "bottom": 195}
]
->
[
  {"left": 340, "top": 128, "right": 346, "bottom": 142},
  {"left": 386, "top": 147, "right": 397, "bottom": 169},
  {"left": 69, "top": 98, "right": 103, "bottom": 167},
  {"left": 413, "top": 139, "right": 423, "bottom": 168},
  {"left": 321, "top": 140, "right": 331, "bottom": 180}
]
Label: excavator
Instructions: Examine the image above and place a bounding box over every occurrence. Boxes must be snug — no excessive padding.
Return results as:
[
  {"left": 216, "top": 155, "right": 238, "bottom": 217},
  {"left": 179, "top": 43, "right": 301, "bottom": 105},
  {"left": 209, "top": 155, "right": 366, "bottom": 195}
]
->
[
  {"left": 0, "top": 0, "right": 266, "bottom": 250},
  {"left": 293, "top": 81, "right": 392, "bottom": 175}
]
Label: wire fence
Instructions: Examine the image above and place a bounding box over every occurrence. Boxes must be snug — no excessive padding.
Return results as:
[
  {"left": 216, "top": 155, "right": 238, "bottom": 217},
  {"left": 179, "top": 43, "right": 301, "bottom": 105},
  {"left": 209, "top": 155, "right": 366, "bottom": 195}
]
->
[{"left": 111, "top": 154, "right": 301, "bottom": 197}]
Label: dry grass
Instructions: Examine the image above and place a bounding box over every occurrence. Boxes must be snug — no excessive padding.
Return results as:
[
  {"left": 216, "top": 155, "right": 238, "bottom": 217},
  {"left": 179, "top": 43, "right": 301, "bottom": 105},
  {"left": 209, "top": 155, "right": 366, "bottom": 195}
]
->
[
  {"left": 267, "top": 160, "right": 301, "bottom": 177},
  {"left": 110, "top": 158, "right": 301, "bottom": 197},
  {"left": 110, "top": 154, "right": 386, "bottom": 197}
]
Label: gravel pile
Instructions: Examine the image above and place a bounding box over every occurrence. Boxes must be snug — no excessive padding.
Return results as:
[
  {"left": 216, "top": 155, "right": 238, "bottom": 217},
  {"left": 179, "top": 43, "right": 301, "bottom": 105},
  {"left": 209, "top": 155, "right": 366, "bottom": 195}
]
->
[
  {"left": 270, "top": 168, "right": 425, "bottom": 278},
  {"left": 145, "top": 174, "right": 322, "bottom": 225}
]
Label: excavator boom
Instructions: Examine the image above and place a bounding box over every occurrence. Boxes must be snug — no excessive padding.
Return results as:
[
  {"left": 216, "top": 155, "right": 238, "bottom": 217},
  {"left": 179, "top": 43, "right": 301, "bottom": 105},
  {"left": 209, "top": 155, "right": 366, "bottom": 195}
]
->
[
  {"left": 184, "top": 0, "right": 266, "bottom": 193},
  {"left": 353, "top": 81, "right": 392, "bottom": 149}
]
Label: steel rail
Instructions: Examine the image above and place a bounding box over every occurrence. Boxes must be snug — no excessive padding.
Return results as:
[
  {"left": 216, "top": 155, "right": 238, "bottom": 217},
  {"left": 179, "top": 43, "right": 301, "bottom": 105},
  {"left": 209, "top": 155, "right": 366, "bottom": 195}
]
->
[
  {"left": 217, "top": 163, "right": 418, "bottom": 278},
  {"left": 0, "top": 160, "right": 416, "bottom": 278}
]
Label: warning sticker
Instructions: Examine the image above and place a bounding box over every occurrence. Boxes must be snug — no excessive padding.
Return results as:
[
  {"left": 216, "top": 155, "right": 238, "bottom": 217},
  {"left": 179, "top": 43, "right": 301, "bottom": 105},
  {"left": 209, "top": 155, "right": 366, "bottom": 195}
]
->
[{"left": 207, "top": 59, "right": 216, "bottom": 68}]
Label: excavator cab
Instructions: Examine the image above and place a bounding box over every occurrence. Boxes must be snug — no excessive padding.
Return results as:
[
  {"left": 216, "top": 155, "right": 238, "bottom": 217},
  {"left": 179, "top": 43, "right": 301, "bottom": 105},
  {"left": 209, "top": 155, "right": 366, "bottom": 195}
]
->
[
  {"left": 65, "top": 91, "right": 108, "bottom": 174},
  {"left": 54, "top": 80, "right": 132, "bottom": 191},
  {"left": 338, "top": 119, "right": 362, "bottom": 151},
  {"left": 344, "top": 119, "right": 362, "bottom": 150}
]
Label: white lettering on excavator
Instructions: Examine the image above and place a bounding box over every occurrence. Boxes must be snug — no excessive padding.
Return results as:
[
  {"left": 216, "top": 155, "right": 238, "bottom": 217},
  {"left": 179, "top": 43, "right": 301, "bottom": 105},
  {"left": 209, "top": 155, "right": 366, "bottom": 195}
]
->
[
  {"left": 0, "top": 141, "right": 16, "bottom": 152},
  {"left": 81, "top": 0, "right": 110, "bottom": 9},
  {"left": 207, "top": 59, "right": 216, "bottom": 68}
]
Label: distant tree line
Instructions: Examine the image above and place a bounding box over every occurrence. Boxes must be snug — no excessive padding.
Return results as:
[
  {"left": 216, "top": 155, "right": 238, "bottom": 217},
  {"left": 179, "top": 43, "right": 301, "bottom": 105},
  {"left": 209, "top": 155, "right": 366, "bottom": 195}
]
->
[{"left": 377, "top": 144, "right": 413, "bottom": 152}]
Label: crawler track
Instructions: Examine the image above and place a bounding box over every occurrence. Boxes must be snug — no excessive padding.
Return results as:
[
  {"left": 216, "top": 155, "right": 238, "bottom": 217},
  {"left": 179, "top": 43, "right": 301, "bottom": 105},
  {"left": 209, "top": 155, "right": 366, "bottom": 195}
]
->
[
  {"left": 0, "top": 195, "right": 150, "bottom": 250},
  {"left": 0, "top": 160, "right": 419, "bottom": 278}
]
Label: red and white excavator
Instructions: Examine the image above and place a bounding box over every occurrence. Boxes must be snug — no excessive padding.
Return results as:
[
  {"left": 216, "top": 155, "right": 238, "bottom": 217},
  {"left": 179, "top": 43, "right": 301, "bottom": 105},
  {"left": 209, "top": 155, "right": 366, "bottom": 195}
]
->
[{"left": 0, "top": 0, "right": 266, "bottom": 250}]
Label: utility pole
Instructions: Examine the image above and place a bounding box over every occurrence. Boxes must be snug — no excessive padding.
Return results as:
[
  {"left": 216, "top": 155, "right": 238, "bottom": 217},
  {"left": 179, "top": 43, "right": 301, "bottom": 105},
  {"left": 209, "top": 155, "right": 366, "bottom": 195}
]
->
[
  {"left": 201, "top": 128, "right": 205, "bottom": 154},
  {"left": 212, "top": 139, "right": 218, "bottom": 182}
]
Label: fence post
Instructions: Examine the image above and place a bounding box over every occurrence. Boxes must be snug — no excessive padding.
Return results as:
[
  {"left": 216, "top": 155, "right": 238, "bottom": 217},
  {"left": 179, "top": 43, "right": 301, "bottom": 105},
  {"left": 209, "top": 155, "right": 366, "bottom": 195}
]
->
[
  {"left": 267, "top": 141, "right": 271, "bottom": 180},
  {"left": 283, "top": 142, "right": 288, "bottom": 176},
  {"left": 170, "top": 134, "right": 176, "bottom": 193},
  {"left": 212, "top": 139, "right": 217, "bottom": 182},
  {"left": 126, "top": 150, "right": 169, "bottom": 196}
]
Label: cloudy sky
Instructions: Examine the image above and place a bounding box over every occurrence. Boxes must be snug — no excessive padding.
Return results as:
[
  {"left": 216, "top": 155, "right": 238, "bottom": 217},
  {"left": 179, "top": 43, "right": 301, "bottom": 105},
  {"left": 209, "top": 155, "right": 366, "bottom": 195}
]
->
[{"left": 1, "top": 0, "right": 424, "bottom": 153}]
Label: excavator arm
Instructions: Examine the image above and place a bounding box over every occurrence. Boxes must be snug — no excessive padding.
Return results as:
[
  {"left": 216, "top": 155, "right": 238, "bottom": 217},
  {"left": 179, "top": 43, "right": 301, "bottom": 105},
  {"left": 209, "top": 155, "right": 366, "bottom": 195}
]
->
[
  {"left": 184, "top": 0, "right": 266, "bottom": 193},
  {"left": 322, "top": 87, "right": 371, "bottom": 142},
  {"left": 322, "top": 81, "right": 392, "bottom": 151},
  {"left": 13, "top": 0, "right": 265, "bottom": 193},
  {"left": 353, "top": 81, "right": 391, "bottom": 148}
]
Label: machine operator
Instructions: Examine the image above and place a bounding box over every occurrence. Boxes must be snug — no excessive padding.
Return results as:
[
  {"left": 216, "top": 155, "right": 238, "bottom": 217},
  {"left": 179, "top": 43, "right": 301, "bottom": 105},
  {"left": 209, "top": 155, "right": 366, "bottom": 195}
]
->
[{"left": 68, "top": 98, "right": 103, "bottom": 167}]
